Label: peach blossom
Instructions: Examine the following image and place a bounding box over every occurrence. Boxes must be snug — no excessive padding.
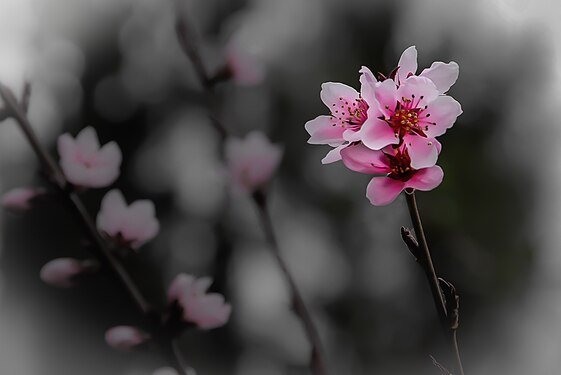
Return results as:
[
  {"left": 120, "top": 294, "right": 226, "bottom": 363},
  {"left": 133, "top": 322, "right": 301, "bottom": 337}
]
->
[
  {"left": 96, "top": 189, "right": 159, "bottom": 250},
  {"left": 225, "top": 131, "right": 283, "bottom": 192},
  {"left": 168, "top": 273, "right": 231, "bottom": 330},
  {"left": 58, "top": 127, "right": 122, "bottom": 188}
]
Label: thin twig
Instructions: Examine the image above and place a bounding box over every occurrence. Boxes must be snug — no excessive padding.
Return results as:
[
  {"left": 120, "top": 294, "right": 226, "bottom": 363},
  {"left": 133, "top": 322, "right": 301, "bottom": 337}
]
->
[
  {"left": 0, "top": 83, "right": 188, "bottom": 375},
  {"left": 172, "top": 7, "right": 331, "bottom": 374},
  {"left": 404, "top": 190, "right": 465, "bottom": 375},
  {"left": 253, "top": 191, "right": 330, "bottom": 375}
]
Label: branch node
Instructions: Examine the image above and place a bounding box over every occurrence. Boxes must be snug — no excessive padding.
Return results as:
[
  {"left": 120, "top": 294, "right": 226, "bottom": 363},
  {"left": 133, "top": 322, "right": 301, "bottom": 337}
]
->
[
  {"left": 400, "top": 226, "right": 422, "bottom": 262},
  {"left": 438, "top": 277, "right": 460, "bottom": 330}
]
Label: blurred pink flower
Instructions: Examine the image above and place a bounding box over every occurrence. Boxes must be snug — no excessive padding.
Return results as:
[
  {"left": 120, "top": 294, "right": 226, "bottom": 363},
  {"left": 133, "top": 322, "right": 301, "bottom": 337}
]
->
[
  {"left": 57, "top": 127, "right": 122, "bottom": 188},
  {"left": 96, "top": 189, "right": 159, "bottom": 250},
  {"left": 340, "top": 143, "right": 443, "bottom": 206},
  {"left": 304, "top": 69, "right": 376, "bottom": 164},
  {"left": 1, "top": 187, "right": 44, "bottom": 211},
  {"left": 168, "top": 273, "right": 231, "bottom": 330},
  {"left": 226, "top": 42, "right": 265, "bottom": 86},
  {"left": 225, "top": 131, "right": 283, "bottom": 193},
  {"left": 39, "top": 258, "right": 91, "bottom": 288},
  {"left": 105, "top": 326, "right": 150, "bottom": 351}
]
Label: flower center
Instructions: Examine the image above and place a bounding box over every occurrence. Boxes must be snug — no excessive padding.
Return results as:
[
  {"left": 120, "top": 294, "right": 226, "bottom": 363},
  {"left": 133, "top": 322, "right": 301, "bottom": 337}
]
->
[
  {"left": 381, "top": 96, "right": 434, "bottom": 139},
  {"left": 385, "top": 147, "right": 418, "bottom": 182},
  {"left": 332, "top": 97, "right": 369, "bottom": 131}
]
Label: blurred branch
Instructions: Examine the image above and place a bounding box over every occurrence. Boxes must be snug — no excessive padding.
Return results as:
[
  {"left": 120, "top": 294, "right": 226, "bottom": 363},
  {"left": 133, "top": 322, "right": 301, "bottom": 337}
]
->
[
  {"left": 173, "top": 6, "right": 332, "bottom": 374},
  {"left": 0, "top": 82, "right": 189, "bottom": 375},
  {"left": 403, "top": 190, "right": 465, "bottom": 375},
  {"left": 253, "top": 190, "right": 331, "bottom": 375}
]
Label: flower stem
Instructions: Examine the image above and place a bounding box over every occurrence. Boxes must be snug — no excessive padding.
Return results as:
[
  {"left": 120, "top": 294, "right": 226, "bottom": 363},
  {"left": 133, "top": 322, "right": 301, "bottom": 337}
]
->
[
  {"left": 253, "top": 190, "right": 330, "bottom": 375},
  {"left": 0, "top": 83, "right": 187, "bottom": 375},
  {"left": 404, "top": 190, "right": 465, "bottom": 375}
]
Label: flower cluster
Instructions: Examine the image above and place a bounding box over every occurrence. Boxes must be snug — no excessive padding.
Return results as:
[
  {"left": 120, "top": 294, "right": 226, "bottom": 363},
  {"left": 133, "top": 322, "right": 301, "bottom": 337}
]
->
[{"left": 305, "top": 46, "right": 462, "bottom": 205}]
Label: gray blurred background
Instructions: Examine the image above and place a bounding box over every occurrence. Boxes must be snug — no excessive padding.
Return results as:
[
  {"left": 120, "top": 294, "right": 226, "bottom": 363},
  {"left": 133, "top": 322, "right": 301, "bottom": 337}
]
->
[{"left": 0, "top": 0, "right": 560, "bottom": 374}]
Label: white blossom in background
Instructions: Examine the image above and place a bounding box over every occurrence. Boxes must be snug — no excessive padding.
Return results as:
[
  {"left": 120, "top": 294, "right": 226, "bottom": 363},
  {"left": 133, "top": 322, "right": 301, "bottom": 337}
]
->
[
  {"left": 225, "top": 131, "right": 283, "bottom": 193},
  {"left": 96, "top": 189, "right": 159, "bottom": 250},
  {"left": 104, "top": 326, "right": 150, "bottom": 351},
  {"left": 57, "top": 127, "right": 122, "bottom": 188}
]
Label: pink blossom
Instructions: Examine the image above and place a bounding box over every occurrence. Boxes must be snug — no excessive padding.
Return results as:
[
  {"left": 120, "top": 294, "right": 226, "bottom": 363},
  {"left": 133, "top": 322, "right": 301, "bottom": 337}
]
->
[
  {"left": 394, "top": 46, "right": 460, "bottom": 94},
  {"left": 340, "top": 143, "right": 443, "bottom": 206},
  {"left": 225, "top": 131, "right": 283, "bottom": 193},
  {"left": 96, "top": 189, "right": 159, "bottom": 250},
  {"left": 57, "top": 127, "right": 122, "bottom": 188},
  {"left": 168, "top": 273, "right": 232, "bottom": 330},
  {"left": 226, "top": 41, "right": 265, "bottom": 86},
  {"left": 350, "top": 46, "right": 461, "bottom": 168},
  {"left": 39, "top": 258, "right": 90, "bottom": 288},
  {"left": 105, "top": 326, "right": 150, "bottom": 351},
  {"left": 1, "top": 187, "right": 44, "bottom": 211},
  {"left": 304, "top": 68, "right": 376, "bottom": 164}
]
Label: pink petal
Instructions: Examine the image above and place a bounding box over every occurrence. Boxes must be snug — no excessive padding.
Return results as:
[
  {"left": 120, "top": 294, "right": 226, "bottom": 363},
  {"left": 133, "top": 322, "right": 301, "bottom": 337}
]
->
[
  {"left": 320, "top": 82, "right": 359, "bottom": 108},
  {"left": 95, "top": 141, "right": 122, "bottom": 167},
  {"left": 186, "top": 294, "right": 232, "bottom": 329},
  {"left": 342, "top": 129, "right": 362, "bottom": 142},
  {"left": 168, "top": 274, "right": 196, "bottom": 303},
  {"left": 96, "top": 189, "right": 128, "bottom": 237},
  {"left": 105, "top": 326, "right": 150, "bottom": 351},
  {"left": 396, "top": 46, "right": 418, "bottom": 85},
  {"left": 84, "top": 166, "right": 121, "bottom": 188},
  {"left": 406, "top": 166, "right": 444, "bottom": 191},
  {"left": 366, "top": 176, "right": 405, "bottom": 206},
  {"left": 121, "top": 200, "right": 159, "bottom": 247},
  {"left": 423, "top": 96, "right": 462, "bottom": 138},
  {"left": 304, "top": 115, "right": 345, "bottom": 145},
  {"left": 193, "top": 277, "right": 213, "bottom": 295},
  {"left": 420, "top": 61, "right": 459, "bottom": 94},
  {"left": 374, "top": 79, "right": 398, "bottom": 118},
  {"left": 39, "top": 258, "right": 84, "bottom": 288},
  {"left": 404, "top": 136, "right": 439, "bottom": 169},
  {"left": 1, "top": 187, "right": 43, "bottom": 211},
  {"left": 226, "top": 42, "right": 265, "bottom": 86},
  {"left": 359, "top": 66, "right": 377, "bottom": 104},
  {"left": 340, "top": 143, "right": 390, "bottom": 174},
  {"left": 60, "top": 160, "right": 89, "bottom": 186},
  {"left": 361, "top": 118, "right": 399, "bottom": 150},
  {"left": 57, "top": 134, "right": 77, "bottom": 160},
  {"left": 225, "top": 132, "right": 283, "bottom": 192},
  {"left": 397, "top": 76, "right": 439, "bottom": 108},
  {"left": 320, "top": 144, "right": 347, "bottom": 164},
  {"left": 75, "top": 127, "right": 101, "bottom": 158}
]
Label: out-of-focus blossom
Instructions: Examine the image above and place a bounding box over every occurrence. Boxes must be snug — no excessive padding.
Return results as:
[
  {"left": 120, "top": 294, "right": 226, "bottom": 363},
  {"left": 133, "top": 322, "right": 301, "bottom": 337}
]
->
[
  {"left": 358, "top": 46, "right": 462, "bottom": 169},
  {"left": 168, "top": 273, "right": 232, "bottom": 330},
  {"left": 340, "top": 143, "right": 443, "bottom": 206},
  {"left": 1, "top": 187, "right": 44, "bottom": 211},
  {"left": 225, "top": 41, "right": 265, "bottom": 86},
  {"left": 225, "top": 131, "right": 283, "bottom": 193},
  {"left": 39, "top": 258, "right": 95, "bottom": 288},
  {"left": 57, "top": 126, "right": 122, "bottom": 188},
  {"left": 304, "top": 72, "right": 375, "bottom": 164},
  {"left": 96, "top": 189, "right": 159, "bottom": 250},
  {"left": 104, "top": 325, "right": 150, "bottom": 351}
]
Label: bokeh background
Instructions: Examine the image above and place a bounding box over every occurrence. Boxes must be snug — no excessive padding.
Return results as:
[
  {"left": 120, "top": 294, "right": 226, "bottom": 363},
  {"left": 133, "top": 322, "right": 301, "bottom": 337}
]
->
[{"left": 0, "top": 0, "right": 560, "bottom": 374}]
